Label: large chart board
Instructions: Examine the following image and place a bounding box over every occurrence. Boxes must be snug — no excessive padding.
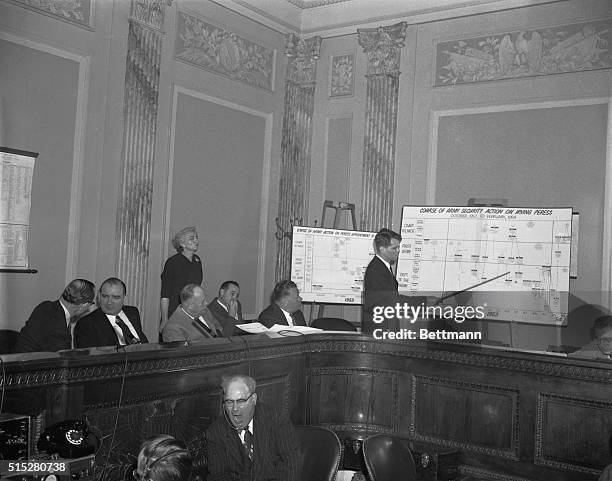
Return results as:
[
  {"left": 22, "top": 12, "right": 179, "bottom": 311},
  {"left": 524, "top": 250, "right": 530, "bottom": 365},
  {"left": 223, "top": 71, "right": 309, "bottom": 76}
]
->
[
  {"left": 291, "top": 226, "right": 376, "bottom": 304},
  {"left": 396, "top": 206, "right": 572, "bottom": 325},
  {"left": 0, "top": 148, "right": 37, "bottom": 268}
]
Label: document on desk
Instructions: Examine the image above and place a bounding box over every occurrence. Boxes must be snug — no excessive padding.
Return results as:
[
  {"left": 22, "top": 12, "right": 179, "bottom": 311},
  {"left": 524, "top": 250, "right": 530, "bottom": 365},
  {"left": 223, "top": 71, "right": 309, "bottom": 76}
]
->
[
  {"left": 268, "top": 324, "right": 322, "bottom": 334},
  {"left": 236, "top": 322, "right": 270, "bottom": 334},
  {"left": 236, "top": 323, "right": 323, "bottom": 335}
]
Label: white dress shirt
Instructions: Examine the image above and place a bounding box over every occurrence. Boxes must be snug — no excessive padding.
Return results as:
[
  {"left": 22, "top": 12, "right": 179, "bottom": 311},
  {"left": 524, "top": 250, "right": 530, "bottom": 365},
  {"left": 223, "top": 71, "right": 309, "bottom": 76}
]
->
[
  {"left": 59, "top": 299, "right": 75, "bottom": 348},
  {"left": 239, "top": 419, "right": 254, "bottom": 442},
  {"left": 280, "top": 307, "right": 294, "bottom": 326},
  {"left": 376, "top": 254, "right": 393, "bottom": 274}
]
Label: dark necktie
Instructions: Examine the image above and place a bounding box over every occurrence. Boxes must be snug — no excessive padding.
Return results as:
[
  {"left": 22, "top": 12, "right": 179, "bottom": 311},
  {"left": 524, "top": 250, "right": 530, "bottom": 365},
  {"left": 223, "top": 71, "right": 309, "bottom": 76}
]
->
[
  {"left": 196, "top": 317, "right": 216, "bottom": 337},
  {"left": 243, "top": 428, "right": 254, "bottom": 460},
  {"left": 116, "top": 316, "right": 138, "bottom": 345}
]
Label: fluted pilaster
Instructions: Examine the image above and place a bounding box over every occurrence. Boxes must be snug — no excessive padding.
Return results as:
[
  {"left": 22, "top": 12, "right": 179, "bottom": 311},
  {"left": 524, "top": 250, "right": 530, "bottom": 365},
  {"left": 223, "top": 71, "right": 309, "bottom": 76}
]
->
[
  {"left": 116, "top": 0, "right": 169, "bottom": 311},
  {"left": 357, "top": 22, "right": 407, "bottom": 230},
  {"left": 275, "top": 35, "right": 321, "bottom": 282}
]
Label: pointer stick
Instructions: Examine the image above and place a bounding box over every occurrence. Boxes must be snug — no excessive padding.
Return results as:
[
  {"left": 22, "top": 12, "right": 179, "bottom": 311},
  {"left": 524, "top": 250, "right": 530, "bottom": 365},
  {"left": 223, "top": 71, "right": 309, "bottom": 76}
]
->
[{"left": 436, "top": 271, "right": 511, "bottom": 304}]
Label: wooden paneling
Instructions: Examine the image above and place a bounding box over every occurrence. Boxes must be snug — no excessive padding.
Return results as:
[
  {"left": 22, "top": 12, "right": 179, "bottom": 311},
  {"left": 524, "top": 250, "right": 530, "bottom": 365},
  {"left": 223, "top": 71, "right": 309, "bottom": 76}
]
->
[
  {"left": 2, "top": 335, "right": 611, "bottom": 481},
  {"left": 412, "top": 376, "right": 519, "bottom": 458},
  {"left": 536, "top": 393, "right": 612, "bottom": 475},
  {"left": 308, "top": 367, "right": 398, "bottom": 432}
]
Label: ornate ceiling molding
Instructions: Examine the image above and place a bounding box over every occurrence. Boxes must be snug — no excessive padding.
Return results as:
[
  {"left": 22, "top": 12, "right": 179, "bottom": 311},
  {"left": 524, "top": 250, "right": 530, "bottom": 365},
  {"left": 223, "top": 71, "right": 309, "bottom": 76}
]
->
[{"left": 284, "top": 0, "right": 352, "bottom": 8}]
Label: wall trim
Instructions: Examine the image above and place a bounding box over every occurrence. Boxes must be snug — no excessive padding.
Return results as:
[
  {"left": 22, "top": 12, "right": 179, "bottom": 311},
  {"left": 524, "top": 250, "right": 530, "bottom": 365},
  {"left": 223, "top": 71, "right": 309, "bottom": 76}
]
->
[
  {"left": 426, "top": 96, "right": 611, "bottom": 309},
  {"left": 322, "top": 113, "right": 353, "bottom": 211},
  {"left": 166, "top": 85, "right": 273, "bottom": 316},
  {"left": 603, "top": 97, "right": 612, "bottom": 309},
  {"left": 0, "top": 30, "right": 90, "bottom": 284}
]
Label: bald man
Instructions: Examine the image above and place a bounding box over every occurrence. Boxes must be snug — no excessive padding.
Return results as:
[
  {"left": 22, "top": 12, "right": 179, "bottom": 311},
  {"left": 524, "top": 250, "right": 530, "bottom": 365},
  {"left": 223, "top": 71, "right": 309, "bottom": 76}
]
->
[
  {"left": 206, "top": 374, "right": 301, "bottom": 481},
  {"left": 161, "top": 284, "right": 222, "bottom": 342}
]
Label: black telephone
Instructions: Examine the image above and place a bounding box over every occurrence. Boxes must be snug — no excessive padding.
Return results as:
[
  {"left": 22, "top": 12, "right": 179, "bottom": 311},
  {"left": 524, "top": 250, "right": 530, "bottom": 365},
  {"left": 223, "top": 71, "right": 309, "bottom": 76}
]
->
[{"left": 37, "top": 420, "right": 98, "bottom": 458}]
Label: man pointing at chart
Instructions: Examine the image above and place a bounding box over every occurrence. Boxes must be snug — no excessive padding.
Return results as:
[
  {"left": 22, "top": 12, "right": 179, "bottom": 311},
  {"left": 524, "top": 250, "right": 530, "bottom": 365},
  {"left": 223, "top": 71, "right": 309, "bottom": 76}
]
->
[{"left": 362, "top": 228, "right": 427, "bottom": 334}]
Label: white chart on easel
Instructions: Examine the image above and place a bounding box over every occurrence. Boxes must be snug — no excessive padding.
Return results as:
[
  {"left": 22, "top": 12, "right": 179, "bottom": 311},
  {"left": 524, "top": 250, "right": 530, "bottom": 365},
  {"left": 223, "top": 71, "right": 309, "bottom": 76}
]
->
[
  {"left": 291, "top": 226, "right": 376, "bottom": 304},
  {"left": 396, "top": 206, "right": 572, "bottom": 325}
]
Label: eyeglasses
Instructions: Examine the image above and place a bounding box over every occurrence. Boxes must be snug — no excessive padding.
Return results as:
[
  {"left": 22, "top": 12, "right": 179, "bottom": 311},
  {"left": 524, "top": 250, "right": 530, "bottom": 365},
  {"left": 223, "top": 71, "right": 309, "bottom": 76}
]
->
[{"left": 222, "top": 392, "right": 255, "bottom": 408}]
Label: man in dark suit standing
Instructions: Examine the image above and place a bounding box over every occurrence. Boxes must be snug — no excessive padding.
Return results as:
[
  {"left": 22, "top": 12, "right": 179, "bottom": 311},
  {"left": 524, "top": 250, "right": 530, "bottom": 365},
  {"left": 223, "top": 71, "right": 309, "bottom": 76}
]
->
[
  {"left": 363, "top": 228, "right": 426, "bottom": 334},
  {"left": 206, "top": 374, "right": 301, "bottom": 481},
  {"left": 207, "top": 281, "right": 243, "bottom": 337},
  {"left": 13, "top": 279, "right": 96, "bottom": 352},
  {"left": 258, "top": 280, "right": 306, "bottom": 328},
  {"left": 75, "top": 277, "right": 148, "bottom": 348}
]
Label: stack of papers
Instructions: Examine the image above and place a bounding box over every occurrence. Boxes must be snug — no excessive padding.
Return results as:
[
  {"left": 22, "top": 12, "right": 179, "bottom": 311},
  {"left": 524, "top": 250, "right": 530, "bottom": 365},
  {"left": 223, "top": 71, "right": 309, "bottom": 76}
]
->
[{"left": 236, "top": 322, "right": 322, "bottom": 336}]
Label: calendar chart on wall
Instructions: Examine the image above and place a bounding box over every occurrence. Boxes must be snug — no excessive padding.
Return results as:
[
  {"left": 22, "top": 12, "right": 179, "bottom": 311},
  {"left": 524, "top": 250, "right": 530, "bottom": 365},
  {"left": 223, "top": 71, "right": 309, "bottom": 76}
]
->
[
  {"left": 396, "top": 206, "right": 573, "bottom": 325},
  {"left": 0, "top": 147, "right": 37, "bottom": 269},
  {"left": 291, "top": 226, "right": 376, "bottom": 304}
]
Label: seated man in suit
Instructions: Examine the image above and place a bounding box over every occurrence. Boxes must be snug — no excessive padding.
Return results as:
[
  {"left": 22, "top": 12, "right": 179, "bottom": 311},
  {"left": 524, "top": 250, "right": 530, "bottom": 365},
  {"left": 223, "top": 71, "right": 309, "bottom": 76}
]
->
[
  {"left": 206, "top": 374, "right": 301, "bottom": 481},
  {"left": 13, "top": 279, "right": 96, "bottom": 353},
  {"left": 162, "top": 284, "right": 223, "bottom": 341},
  {"left": 75, "top": 277, "right": 148, "bottom": 348},
  {"left": 569, "top": 315, "right": 612, "bottom": 360},
  {"left": 258, "top": 280, "right": 306, "bottom": 328},
  {"left": 207, "top": 281, "right": 243, "bottom": 337}
]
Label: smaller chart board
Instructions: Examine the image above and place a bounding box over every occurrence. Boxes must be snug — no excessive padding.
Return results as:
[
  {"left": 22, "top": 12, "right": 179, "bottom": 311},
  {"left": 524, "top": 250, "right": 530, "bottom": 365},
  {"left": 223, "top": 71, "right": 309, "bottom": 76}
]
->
[
  {"left": 291, "top": 226, "right": 376, "bottom": 304},
  {"left": 396, "top": 206, "right": 572, "bottom": 325}
]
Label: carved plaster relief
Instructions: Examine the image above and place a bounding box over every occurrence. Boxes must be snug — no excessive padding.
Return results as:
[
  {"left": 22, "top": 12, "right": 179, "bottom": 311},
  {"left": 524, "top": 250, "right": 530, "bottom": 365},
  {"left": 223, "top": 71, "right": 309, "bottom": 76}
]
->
[
  {"left": 175, "top": 10, "right": 275, "bottom": 90},
  {"left": 6, "top": 0, "right": 92, "bottom": 28},
  {"left": 330, "top": 53, "right": 355, "bottom": 97},
  {"left": 436, "top": 18, "right": 612, "bottom": 86}
]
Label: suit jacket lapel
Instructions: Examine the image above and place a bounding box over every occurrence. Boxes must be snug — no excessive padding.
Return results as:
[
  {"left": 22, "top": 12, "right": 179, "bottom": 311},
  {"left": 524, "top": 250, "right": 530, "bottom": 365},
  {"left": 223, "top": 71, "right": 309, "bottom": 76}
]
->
[
  {"left": 53, "top": 301, "right": 71, "bottom": 338},
  {"left": 377, "top": 256, "right": 398, "bottom": 290},
  {"left": 99, "top": 310, "right": 120, "bottom": 345}
]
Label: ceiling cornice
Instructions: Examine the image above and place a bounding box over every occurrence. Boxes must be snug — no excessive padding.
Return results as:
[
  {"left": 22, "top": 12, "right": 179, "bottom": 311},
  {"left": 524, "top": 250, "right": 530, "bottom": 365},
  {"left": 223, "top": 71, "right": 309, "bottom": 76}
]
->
[
  {"left": 219, "top": 0, "right": 566, "bottom": 37},
  {"left": 283, "top": 0, "right": 352, "bottom": 9}
]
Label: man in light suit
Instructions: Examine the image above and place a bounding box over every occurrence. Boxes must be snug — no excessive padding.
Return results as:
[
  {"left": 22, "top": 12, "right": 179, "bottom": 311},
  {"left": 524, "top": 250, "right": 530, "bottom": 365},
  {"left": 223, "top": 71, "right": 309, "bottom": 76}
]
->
[
  {"left": 258, "top": 280, "right": 306, "bottom": 328},
  {"left": 13, "top": 279, "right": 96, "bottom": 353},
  {"left": 207, "top": 281, "right": 243, "bottom": 337},
  {"left": 75, "top": 278, "right": 148, "bottom": 348},
  {"left": 162, "top": 284, "right": 222, "bottom": 342},
  {"left": 362, "top": 228, "right": 426, "bottom": 334}
]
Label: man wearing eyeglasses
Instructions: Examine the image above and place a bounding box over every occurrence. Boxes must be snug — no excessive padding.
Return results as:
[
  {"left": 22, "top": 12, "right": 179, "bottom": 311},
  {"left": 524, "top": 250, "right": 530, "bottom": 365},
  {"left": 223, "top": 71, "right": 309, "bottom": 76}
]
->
[
  {"left": 206, "top": 374, "right": 301, "bottom": 480},
  {"left": 570, "top": 315, "right": 612, "bottom": 360}
]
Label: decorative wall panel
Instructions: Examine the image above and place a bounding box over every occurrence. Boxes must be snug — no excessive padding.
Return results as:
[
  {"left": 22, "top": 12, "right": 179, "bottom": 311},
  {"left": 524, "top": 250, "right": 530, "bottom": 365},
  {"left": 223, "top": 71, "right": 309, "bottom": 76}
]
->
[
  {"left": 411, "top": 375, "right": 519, "bottom": 458},
  {"left": 6, "top": 0, "right": 92, "bottom": 28},
  {"left": 435, "top": 18, "right": 612, "bottom": 86},
  {"left": 275, "top": 34, "right": 321, "bottom": 281},
  {"left": 308, "top": 367, "right": 398, "bottom": 433},
  {"left": 175, "top": 10, "right": 275, "bottom": 91},
  {"left": 357, "top": 22, "right": 407, "bottom": 230},
  {"left": 535, "top": 393, "right": 612, "bottom": 474},
  {"left": 330, "top": 53, "right": 355, "bottom": 97}
]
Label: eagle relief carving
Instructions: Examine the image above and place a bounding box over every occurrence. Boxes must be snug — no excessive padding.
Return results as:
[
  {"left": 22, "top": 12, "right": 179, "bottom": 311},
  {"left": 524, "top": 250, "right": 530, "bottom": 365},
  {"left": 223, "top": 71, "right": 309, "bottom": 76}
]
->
[{"left": 436, "top": 19, "right": 611, "bottom": 86}]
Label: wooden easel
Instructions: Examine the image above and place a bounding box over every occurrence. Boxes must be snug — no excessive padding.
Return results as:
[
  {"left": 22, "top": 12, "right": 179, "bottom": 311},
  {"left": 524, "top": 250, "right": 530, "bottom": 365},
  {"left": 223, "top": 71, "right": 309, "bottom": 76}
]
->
[{"left": 313, "top": 201, "right": 357, "bottom": 320}]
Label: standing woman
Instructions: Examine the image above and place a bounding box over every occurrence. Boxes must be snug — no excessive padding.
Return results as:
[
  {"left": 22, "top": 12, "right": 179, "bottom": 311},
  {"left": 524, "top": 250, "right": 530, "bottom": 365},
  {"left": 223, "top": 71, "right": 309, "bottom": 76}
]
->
[{"left": 160, "top": 227, "right": 203, "bottom": 332}]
